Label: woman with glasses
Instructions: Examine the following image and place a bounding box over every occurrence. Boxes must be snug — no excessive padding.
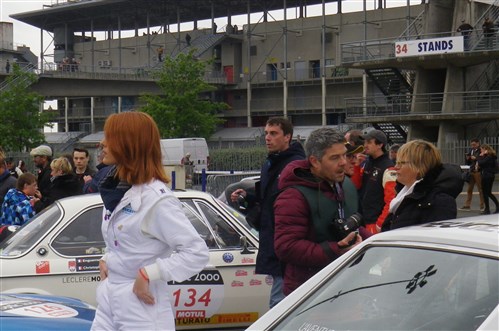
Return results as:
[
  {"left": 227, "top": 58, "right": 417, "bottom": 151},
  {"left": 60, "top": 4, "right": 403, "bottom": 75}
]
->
[{"left": 381, "top": 140, "right": 463, "bottom": 231}]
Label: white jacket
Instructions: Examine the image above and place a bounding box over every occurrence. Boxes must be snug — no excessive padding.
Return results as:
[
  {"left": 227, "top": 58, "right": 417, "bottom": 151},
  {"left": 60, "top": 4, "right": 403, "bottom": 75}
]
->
[{"left": 101, "top": 180, "right": 209, "bottom": 283}]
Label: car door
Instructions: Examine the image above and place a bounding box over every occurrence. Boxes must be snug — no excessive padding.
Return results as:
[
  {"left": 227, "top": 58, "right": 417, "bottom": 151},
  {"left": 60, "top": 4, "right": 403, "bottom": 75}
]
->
[
  {"left": 48, "top": 205, "right": 105, "bottom": 306},
  {"left": 176, "top": 198, "right": 270, "bottom": 329}
]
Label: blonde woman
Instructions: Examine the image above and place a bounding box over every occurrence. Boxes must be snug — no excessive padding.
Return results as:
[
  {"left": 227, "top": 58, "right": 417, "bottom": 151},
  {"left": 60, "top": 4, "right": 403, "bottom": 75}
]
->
[
  {"left": 382, "top": 140, "right": 464, "bottom": 231},
  {"left": 36, "top": 157, "right": 82, "bottom": 210},
  {"left": 477, "top": 144, "right": 498, "bottom": 214}
]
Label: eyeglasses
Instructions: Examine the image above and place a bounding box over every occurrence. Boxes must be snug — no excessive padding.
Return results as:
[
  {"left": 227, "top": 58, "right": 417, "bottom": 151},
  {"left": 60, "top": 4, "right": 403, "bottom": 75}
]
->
[{"left": 395, "top": 161, "right": 410, "bottom": 167}]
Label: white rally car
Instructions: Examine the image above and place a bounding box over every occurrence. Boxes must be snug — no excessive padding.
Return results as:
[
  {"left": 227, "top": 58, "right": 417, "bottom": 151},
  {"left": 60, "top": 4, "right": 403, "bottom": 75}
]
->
[
  {"left": 0, "top": 191, "right": 271, "bottom": 330},
  {"left": 248, "top": 214, "right": 499, "bottom": 331}
]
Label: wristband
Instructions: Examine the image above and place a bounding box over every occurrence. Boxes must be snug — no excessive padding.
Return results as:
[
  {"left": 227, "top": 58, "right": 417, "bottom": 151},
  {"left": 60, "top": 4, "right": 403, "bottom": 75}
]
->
[{"left": 139, "top": 268, "right": 149, "bottom": 282}]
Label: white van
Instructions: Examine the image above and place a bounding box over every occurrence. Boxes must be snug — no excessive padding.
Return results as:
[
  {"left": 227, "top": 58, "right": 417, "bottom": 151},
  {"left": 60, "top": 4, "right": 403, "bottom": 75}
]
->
[{"left": 160, "top": 138, "right": 209, "bottom": 172}]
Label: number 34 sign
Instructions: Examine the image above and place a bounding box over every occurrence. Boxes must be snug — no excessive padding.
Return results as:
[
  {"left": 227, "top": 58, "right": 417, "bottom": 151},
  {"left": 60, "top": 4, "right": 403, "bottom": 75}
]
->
[{"left": 169, "top": 269, "right": 224, "bottom": 319}]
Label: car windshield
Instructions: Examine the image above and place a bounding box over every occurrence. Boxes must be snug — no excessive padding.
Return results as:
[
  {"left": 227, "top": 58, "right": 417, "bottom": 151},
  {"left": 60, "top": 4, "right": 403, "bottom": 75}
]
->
[
  {"left": 214, "top": 198, "right": 259, "bottom": 237},
  {"left": 0, "top": 204, "right": 62, "bottom": 256},
  {"left": 275, "top": 246, "right": 498, "bottom": 331}
]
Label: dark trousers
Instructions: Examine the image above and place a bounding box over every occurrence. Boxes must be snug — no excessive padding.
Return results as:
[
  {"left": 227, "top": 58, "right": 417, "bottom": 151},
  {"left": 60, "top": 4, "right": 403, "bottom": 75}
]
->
[{"left": 481, "top": 174, "right": 498, "bottom": 212}]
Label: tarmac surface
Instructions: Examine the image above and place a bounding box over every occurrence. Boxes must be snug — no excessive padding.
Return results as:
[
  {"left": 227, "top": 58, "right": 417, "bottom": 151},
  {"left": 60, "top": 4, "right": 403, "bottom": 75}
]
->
[{"left": 456, "top": 178, "right": 499, "bottom": 218}]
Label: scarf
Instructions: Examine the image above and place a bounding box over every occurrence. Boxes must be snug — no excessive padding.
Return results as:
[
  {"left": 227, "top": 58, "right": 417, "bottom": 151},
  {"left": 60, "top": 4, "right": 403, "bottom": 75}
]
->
[
  {"left": 99, "top": 166, "right": 131, "bottom": 213},
  {"left": 389, "top": 178, "right": 422, "bottom": 214}
]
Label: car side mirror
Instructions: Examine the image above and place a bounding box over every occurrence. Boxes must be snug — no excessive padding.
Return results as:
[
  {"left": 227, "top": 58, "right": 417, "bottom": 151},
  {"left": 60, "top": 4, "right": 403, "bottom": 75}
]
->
[{"left": 240, "top": 236, "right": 254, "bottom": 255}]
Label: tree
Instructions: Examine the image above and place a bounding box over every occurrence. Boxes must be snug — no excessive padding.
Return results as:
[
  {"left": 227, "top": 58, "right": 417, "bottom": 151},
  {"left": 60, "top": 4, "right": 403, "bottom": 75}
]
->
[
  {"left": 140, "top": 50, "right": 226, "bottom": 138},
  {"left": 0, "top": 64, "right": 53, "bottom": 152}
]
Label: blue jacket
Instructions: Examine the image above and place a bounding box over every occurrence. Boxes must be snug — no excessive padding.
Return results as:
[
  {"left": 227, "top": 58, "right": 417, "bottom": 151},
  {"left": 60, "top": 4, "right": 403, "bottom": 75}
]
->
[
  {"left": 254, "top": 142, "right": 306, "bottom": 276},
  {"left": 1, "top": 188, "right": 36, "bottom": 226}
]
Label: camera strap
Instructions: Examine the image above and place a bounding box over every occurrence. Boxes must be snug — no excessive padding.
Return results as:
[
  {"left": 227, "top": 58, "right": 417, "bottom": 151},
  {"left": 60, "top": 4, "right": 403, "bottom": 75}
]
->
[{"left": 333, "top": 182, "right": 345, "bottom": 219}]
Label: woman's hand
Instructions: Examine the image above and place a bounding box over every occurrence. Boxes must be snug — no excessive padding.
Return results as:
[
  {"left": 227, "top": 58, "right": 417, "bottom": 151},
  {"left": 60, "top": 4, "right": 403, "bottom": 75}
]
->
[
  {"left": 99, "top": 260, "right": 108, "bottom": 281},
  {"left": 133, "top": 268, "right": 155, "bottom": 305}
]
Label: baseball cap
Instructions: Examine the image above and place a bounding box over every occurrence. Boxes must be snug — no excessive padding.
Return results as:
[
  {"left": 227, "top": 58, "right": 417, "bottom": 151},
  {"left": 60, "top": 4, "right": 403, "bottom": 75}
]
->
[
  {"left": 30, "top": 145, "right": 53, "bottom": 157},
  {"left": 362, "top": 130, "right": 387, "bottom": 146},
  {"left": 345, "top": 142, "right": 364, "bottom": 155}
]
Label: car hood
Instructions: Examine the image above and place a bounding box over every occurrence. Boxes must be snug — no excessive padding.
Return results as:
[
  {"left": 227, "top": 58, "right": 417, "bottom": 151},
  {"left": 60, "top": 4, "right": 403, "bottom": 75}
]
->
[{"left": 0, "top": 293, "right": 95, "bottom": 331}]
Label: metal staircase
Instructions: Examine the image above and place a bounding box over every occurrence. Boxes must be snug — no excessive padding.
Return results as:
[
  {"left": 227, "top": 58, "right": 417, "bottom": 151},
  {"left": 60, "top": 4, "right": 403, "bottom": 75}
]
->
[
  {"left": 0, "top": 63, "right": 38, "bottom": 92},
  {"left": 172, "top": 34, "right": 226, "bottom": 58},
  {"left": 398, "top": 9, "right": 426, "bottom": 41},
  {"left": 365, "top": 68, "right": 413, "bottom": 96},
  {"left": 364, "top": 68, "right": 413, "bottom": 144},
  {"left": 470, "top": 0, "right": 499, "bottom": 51},
  {"left": 373, "top": 123, "right": 408, "bottom": 145}
]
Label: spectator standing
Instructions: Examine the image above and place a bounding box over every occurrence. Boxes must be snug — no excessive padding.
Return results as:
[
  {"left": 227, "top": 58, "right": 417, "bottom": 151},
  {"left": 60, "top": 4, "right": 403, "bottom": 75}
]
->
[
  {"left": 30, "top": 145, "right": 53, "bottom": 208},
  {"left": 83, "top": 148, "right": 112, "bottom": 194},
  {"left": 344, "top": 143, "right": 364, "bottom": 190},
  {"left": 5, "top": 158, "right": 18, "bottom": 178},
  {"left": 462, "top": 138, "right": 485, "bottom": 210},
  {"left": 274, "top": 128, "right": 371, "bottom": 295},
  {"left": 157, "top": 46, "right": 164, "bottom": 62},
  {"left": 358, "top": 130, "right": 397, "bottom": 233},
  {"left": 1, "top": 173, "right": 40, "bottom": 226},
  {"left": 482, "top": 17, "right": 495, "bottom": 49},
  {"left": 0, "top": 154, "right": 17, "bottom": 214},
  {"left": 389, "top": 144, "right": 400, "bottom": 163},
  {"left": 185, "top": 33, "right": 192, "bottom": 46},
  {"left": 477, "top": 144, "right": 498, "bottom": 214},
  {"left": 230, "top": 117, "right": 305, "bottom": 308},
  {"left": 5, "top": 60, "right": 10, "bottom": 73},
  {"left": 381, "top": 140, "right": 464, "bottom": 231},
  {"left": 73, "top": 147, "right": 96, "bottom": 188},
  {"left": 36, "top": 157, "right": 82, "bottom": 211},
  {"left": 457, "top": 20, "right": 473, "bottom": 50},
  {"left": 91, "top": 112, "right": 208, "bottom": 330}
]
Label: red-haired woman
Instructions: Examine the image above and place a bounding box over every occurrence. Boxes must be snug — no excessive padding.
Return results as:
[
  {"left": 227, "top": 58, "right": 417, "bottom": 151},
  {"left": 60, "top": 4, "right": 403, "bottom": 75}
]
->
[{"left": 91, "top": 112, "right": 209, "bottom": 330}]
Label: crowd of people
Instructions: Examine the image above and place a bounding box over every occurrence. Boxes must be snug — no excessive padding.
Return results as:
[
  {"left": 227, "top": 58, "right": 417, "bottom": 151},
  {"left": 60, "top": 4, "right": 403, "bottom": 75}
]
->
[
  {"left": 0, "top": 144, "right": 104, "bottom": 230},
  {"left": 231, "top": 118, "right": 496, "bottom": 308}
]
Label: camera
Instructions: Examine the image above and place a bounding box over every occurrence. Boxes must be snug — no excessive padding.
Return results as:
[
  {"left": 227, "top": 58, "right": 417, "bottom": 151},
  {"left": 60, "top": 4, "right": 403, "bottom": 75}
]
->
[
  {"left": 237, "top": 194, "right": 248, "bottom": 211},
  {"left": 331, "top": 212, "right": 362, "bottom": 240}
]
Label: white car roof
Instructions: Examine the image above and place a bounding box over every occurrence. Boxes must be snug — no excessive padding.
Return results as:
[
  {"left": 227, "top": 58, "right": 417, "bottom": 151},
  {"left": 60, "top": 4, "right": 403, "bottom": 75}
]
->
[{"left": 364, "top": 214, "right": 499, "bottom": 253}]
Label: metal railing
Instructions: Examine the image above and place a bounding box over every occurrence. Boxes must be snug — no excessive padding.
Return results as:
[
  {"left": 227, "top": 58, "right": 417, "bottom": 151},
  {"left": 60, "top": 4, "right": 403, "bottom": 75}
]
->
[
  {"left": 0, "top": 63, "right": 38, "bottom": 91},
  {"left": 345, "top": 90, "right": 499, "bottom": 118},
  {"left": 468, "top": 60, "right": 499, "bottom": 92},
  {"left": 341, "top": 29, "right": 499, "bottom": 64},
  {"left": 469, "top": 0, "right": 499, "bottom": 51},
  {"left": 398, "top": 9, "right": 426, "bottom": 40}
]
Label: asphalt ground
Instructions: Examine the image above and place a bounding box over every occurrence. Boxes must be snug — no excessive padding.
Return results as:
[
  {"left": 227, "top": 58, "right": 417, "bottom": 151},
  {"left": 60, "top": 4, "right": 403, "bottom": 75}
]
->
[{"left": 456, "top": 178, "right": 499, "bottom": 218}]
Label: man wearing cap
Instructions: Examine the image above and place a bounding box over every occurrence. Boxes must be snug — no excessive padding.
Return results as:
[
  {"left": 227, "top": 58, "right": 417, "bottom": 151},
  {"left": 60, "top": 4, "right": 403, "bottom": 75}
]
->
[
  {"left": 344, "top": 143, "right": 364, "bottom": 190},
  {"left": 358, "top": 130, "right": 397, "bottom": 234},
  {"left": 30, "top": 145, "right": 53, "bottom": 212}
]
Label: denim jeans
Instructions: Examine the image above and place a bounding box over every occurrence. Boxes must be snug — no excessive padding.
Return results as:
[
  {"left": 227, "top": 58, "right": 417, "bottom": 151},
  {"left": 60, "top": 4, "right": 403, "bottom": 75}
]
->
[{"left": 269, "top": 275, "right": 286, "bottom": 308}]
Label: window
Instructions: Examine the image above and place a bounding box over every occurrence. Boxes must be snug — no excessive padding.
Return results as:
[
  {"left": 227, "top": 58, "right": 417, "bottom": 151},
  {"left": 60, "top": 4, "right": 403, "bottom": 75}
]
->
[
  {"left": 250, "top": 45, "right": 257, "bottom": 56},
  {"left": 275, "top": 246, "right": 498, "bottom": 330},
  {"left": 52, "top": 207, "right": 105, "bottom": 256}
]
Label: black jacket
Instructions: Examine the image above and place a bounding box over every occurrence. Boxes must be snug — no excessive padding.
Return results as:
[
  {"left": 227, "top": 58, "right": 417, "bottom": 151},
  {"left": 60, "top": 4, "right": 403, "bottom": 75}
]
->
[
  {"left": 382, "top": 164, "right": 464, "bottom": 231},
  {"left": 35, "top": 173, "right": 83, "bottom": 212},
  {"left": 477, "top": 154, "right": 498, "bottom": 179},
  {"left": 359, "top": 153, "right": 394, "bottom": 225},
  {"left": 253, "top": 142, "right": 306, "bottom": 276}
]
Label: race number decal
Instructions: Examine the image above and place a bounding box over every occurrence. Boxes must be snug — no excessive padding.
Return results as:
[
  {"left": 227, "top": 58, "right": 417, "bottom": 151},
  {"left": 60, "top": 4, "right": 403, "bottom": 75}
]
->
[
  {"left": 7, "top": 302, "right": 78, "bottom": 318},
  {"left": 169, "top": 269, "right": 224, "bottom": 319}
]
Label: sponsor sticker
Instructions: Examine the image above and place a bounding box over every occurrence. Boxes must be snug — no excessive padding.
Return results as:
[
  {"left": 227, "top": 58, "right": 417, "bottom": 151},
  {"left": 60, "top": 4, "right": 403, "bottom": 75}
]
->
[
  {"left": 235, "top": 269, "right": 248, "bottom": 277},
  {"left": 222, "top": 252, "right": 234, "bottom": 263},
  {"left": 231, "top": 280, "right": 244, "bottom": 287},
  {"left": 170, "top": 269, "right": 224, "bottom": 319},
  {"left": 241, "top": 257, "right": 254, "bottom": 264},
  {"left": 249, "top": 279, "right": 262, "bottom": 286},
  {"left": 176, "top": 312, "right": 259, "bottom": 326},
  {"left": 36, "top": 261, "right": 50, "bottom": 274},
  {"left": 68, "top": 261, "right": 76, "bottom": 272}
]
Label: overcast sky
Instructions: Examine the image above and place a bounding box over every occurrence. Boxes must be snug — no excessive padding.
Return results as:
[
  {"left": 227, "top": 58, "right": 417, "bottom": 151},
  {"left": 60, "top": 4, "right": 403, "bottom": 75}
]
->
[{"left": 1, "top": 0, "right": 428, "bottom": 59}]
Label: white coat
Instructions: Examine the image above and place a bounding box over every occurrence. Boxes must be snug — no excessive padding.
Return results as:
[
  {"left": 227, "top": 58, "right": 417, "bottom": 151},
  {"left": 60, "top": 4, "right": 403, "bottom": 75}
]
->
[{"left": 91, "top": 180, "right": 209, "bottom": 330}]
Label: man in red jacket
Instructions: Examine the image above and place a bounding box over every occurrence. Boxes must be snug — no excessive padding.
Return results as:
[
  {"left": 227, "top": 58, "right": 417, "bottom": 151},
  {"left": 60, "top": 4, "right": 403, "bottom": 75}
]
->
[{"left": 274, "top": 128, "right": 371, "bottom": 295}]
